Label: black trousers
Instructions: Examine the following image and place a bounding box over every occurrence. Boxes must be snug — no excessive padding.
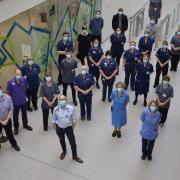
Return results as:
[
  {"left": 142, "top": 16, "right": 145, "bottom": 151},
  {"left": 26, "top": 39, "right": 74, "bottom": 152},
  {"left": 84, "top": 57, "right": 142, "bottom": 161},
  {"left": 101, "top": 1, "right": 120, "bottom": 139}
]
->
[
  {"left": 26, "top": 87, "right": 39, "bottom": 109},
  {"left": 77, "top": 53, "right": 87, "bottom": 65},
  {"left": 142, "top": 138, "right": 155, "bottom": 156},
  {"left": 13, "top": 104, "right": 28, "bottom": 130},
  {"left": 158, "top": 107, "right": 169, "bottom": 124},
  {"left": 112, "top": 53, "right": 123, "bottom": 67},
  {"left": 154, "top": 67, "right": 168, "bottom": 87},
  {"left": 63, "top": 82, "right": 76, "bottom": 100},
  {"left": 91, "top": 34, "right": 102, "bottom": 44},
  {"left": 56, "top": 126, "right": 77, "bottom": 158},
  {"left": 58, "top": 69, "right": 62, "bottom": 85},
  {"left": 102, "top": 81, "right": 114, "bottom": 100},
  {"left": 125, "top": 68, "right": 136, "bottom": 88},
  {"left": 0, "top": 120, "right": 17, "bottom": 147},
  {"left": 42, "top": 107, "right": 54, "bottom": 130},
  {"left": 170, "top": 54, "right": 180, "bottom": 71}
]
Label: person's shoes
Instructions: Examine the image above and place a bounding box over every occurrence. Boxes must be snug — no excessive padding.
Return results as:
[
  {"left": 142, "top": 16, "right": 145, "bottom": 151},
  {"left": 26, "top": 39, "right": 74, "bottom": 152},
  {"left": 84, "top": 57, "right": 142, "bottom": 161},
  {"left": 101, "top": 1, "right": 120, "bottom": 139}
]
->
[
  {"left": 73, "top": 99, "right": 78, "bottom": 106},
  {"left": 34, "top": 106, "right": 38, "bottom": 111},
  {"left": 27, "top": 107, "right": 33, "bottom": 112},
  {"left": 44, "top": 127, "right": 48, "bottom": 131},
  {"left": 60, "top": 152, "right": 66, "bottom": 160},
  {"left": 160, "top": 123, "right": 164, "bottom": 127},
  {"left": 81, "top": 116, "right": 85, "bottom": 121},
  {"left": 72, "top": 156, "right": 83, "bottom": 163},
  {"left": 153, "top": 84, "right": 157, "bottom": 88},
  {"left": 141, "top": 154, "right": 146, "bottom": 160},
  {"left": 117, "top": 131, "right": 121, "bottom": 138},
  {"left": 112, "top": 130, "right": 117, "bottom": 137},
  {"left": 108, "top": 98, "right": 112, "bottom": 102},
  {"left": 87, "top": 117, "right": 91, "bottom": 121},
  {"left": 133, "top": 99, "right": 137, "bottom": 105},
  {"left": 96, "top": 83, "right": 100, "bottom": 89},
  {"left": 14, "top": 129, "right": 19, "bottom": 135},
  {"left": 102, "top": 97, "right": 106, "bottom": 102},
  {"left": 12, "top": 145, "right": 20, "bottom": 152},
  {"left": 144, "top": 101, "right": 147, "bottom": 107},
  {"left": 147, "top": 155, "right": 152, "bottom": 161},
  {"left": 23, "top": 125, "right": 33, "bottom": 131}
]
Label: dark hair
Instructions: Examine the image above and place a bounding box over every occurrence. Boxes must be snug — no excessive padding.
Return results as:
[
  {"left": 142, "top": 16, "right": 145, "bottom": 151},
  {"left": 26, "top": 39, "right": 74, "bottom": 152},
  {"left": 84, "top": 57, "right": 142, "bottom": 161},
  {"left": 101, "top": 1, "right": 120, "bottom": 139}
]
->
[
  {"left": 148, "top": 100, "right": 159, "bottom": 109},
  {"left": 63, "top": 32, "right": 69, "bottom": 36},
  {"left": 116, "top": 27, "right": 122, "bottom": 31},
  {"left": 162, "top": 40, "right": 168, "bottom": 46},
  {"left": 82, "top": 25, "right": 87, "bottom": 30},
  {"left": 0, "top": 86, "right": 2, "bottom": 90},
  {"left": 105, "top": 50, "right": 112, "bottom": 56},
  {"left": 44, "top": 73, "right": 52, "bottom": 81},
  {"left": 163, "top": 75, "right": 170, "bottom": 81},
  {"left": 118, "top": 8, "right": 123, "bottom": 12}
]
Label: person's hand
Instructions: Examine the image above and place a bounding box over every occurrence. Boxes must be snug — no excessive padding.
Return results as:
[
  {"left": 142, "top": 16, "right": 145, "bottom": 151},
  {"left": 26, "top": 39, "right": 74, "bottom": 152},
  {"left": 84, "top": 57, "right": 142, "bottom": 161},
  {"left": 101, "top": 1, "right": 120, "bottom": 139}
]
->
[
  {"left": 1, "top": 120, "right": 7, "bottom": 126},
  {"left": 83, "top": 90, "right": 89, "bottom": 95},
  {"left": 72, "top": 123, "right": 76, "bottom": 129},
  {"left": 53, "top": 123, "right": 57, "bottom": 129},
  {"left": 48, "top": 101, "right": 53, "bottom": 107},
  {"left": 160, "top": 63, "right": 164, "bottom": 68}
]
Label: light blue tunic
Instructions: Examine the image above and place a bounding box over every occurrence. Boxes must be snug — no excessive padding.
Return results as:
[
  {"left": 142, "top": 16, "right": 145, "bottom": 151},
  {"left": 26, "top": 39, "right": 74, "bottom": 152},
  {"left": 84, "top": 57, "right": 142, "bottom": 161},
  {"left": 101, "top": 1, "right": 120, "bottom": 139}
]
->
[{"left": 111, "top": 90, "right": 129, "bottom": 128}]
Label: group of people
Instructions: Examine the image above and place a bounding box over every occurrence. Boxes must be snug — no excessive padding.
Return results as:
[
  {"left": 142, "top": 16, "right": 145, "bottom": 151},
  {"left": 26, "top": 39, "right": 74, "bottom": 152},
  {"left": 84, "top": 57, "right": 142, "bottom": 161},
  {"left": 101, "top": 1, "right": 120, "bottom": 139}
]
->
[{"left": 0, "top": 4, "right": 180, "bottom": 164}]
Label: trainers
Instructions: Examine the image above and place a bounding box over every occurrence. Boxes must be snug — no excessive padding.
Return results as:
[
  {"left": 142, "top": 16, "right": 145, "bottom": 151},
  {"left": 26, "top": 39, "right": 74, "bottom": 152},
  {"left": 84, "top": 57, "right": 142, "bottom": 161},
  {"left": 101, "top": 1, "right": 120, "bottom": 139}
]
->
[{"left": 13, "top": 145, "right": 20, "bottom": 152}]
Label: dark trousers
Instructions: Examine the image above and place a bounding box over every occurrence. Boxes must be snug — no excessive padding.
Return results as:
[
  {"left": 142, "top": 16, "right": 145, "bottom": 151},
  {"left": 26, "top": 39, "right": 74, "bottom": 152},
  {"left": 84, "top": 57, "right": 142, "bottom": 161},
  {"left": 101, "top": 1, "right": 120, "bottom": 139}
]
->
[
  {"left": 102, "top": 81, "right": 114, "bottom": 100},
  {"left": 142, "top": 138, "right": 155, "bottom": 156},
  {"left": 158, "top": 107, "right": 169, "bottom": 124},
  {"left": 13, "top": 104, "right": 28, "bottom": 130},
  {"left": 77, "top": 53, "right": 87, "bottom": 65},
  {"left": 135, "top": 91, "right": 147, "bottom": 102},
  {"left": 56, "top": 126, "right": 77, "bottom": 158},
  {"left": 78, "top": 94, "right": 92, "bottom": 118},
  {"left": 58, "top": 69, "right": 62, "bottom": 85},
  {"left": 91, "top": 34, "right": 102, "bottom": 44},
  {"left": 26, "top": 87, "right": 39, "bottom": 109},
  {"left": 170, "top": 54, "right": 180, "bottom": 71},
  {"left": 154, "top": 67, "right": 168, "bottom": 87},
  {"left": 63, "top": 82, "right": 76, "bottom": 100},
  {"left": 125, "top": 68, "right": 135, "bottom": 88},
  {"left": 0, "top": 120, "right": 17, "bottom": 147},
  {"left": 42, "top": 107, "right": 54, "bottom": 130},
  {"left": 112, "top": 53, "right": 123, "bottom": 67}
]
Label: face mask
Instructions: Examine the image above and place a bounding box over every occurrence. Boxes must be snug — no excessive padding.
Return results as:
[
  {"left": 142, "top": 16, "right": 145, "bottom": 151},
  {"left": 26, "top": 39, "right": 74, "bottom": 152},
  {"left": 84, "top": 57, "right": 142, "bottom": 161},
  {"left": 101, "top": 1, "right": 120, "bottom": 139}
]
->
[
  {"left": 63, "top": 36, "right": 68, "bottom": 41},
  {"left": 130, "top": 45, "right": 135, "bottom": 50},
  {"left": 94, "top": 43, "right": 98, "bottom": 47},
  {"left": 144, "top": 34, "right": 149, "bottom": 37},
  {"left": 28, "top": 60, "right": 33, "bottom": 65},
  {"left": 150, "top": 20, "right": 155, "bottom": 24},
  {"left": 59, "top": 100, "right": 66, "bottom": 107},
  {"left": 46, "top": 77, "right": 52, "bottom": 82},
  {"left": 143, "top": 59, "right": 148, "bottom": 64},
  {"left": 116, "top": 31, "right": 121, "bottom": 35},
  {"left": 106, "top": 55, "right": 111, "bottom": 60},
  {"left": 150, "top": 106, "right": 156, "bottom": 112},
  {"left": 16, "top": 75, "right": 21, "bottom": 80},
  {"left": 66, "top": 54, "right": 71, "bottom": 58},
  {"left": 162, "top": 45, "right": 167, "bottom": 49},
  {"left": 82, "top": 70, "right": 87, "bottom": 75},
  {"left": 176, "top": 32, "right": 180, "bottom": 36},
  {"left": 0, "top": 90, "right": 3, "bottom": 97},
  {"left": 118, "top": 11, "right": 123, "bottom": 15},
  {"left": 117, "top": 87, "right": 124, "bottom": 93},
  {"left": 96, "top": 14, "right": 100, "bottom": 18}
]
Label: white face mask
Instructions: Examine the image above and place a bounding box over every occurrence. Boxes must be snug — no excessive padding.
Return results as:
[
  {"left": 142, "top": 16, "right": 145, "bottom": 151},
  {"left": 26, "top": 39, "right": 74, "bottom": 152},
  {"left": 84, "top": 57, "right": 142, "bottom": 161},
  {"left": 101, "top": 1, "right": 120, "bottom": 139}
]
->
[
  {"left": 0, "top": 90, "right": 3, "bottom": 97},
  {"left": 66, "top": 54, "right": 71, "bottom": 58},
  {"left": 82, "top": 70, "right": 87, "bottom": 75},
  {"left": 144, "top": 34, "right": 149, "bottom": 37},
  {"left": 116, "top": 31, "right": 121, "bottom": 35},
  {"left": 150, "top": 20, "right": 155, "bottom": 24},
  {"left": 82, "top": 30, "right": 88, "bottom": 34},
  {"left": 118, "top": 11, "right": 123, "bottom": 15},
  {"left": 46, "top": 77, "right": 52, "bottom": 82},
  {"left": 162, "top": 45, "right": 167, "bottom": 49},
  {"left": 143, "top": 59, "right": 148, "bottom": 64},
  {"left": 130, "top": 45, "right": 135, "bottom": 50},
  {"left": 96, "top": 14, "right": 100, "bottom": 18},
  {"left": 63, "top": 36, "right": 68, "bottom": 41},
  {"left": 94, "top": 43, "right": 98, "bottom": 47},
  {"left": 28, "top": 60, "right": 33, "bottom": 65}
]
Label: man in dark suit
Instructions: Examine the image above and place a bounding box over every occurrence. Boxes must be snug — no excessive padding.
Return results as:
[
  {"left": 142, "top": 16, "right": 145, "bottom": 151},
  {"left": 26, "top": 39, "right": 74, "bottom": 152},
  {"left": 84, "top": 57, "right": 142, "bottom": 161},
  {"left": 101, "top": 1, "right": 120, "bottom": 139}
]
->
[{"left": 112, "top": 8, "right": 128, "bottom": 33}]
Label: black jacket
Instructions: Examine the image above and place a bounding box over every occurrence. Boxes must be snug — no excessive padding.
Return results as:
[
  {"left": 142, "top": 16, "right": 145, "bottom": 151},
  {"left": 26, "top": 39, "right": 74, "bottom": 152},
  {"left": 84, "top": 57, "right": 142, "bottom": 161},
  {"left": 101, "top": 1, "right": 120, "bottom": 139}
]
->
[{"left": 112, "top": 13, "right": 128, "bottom": 32}]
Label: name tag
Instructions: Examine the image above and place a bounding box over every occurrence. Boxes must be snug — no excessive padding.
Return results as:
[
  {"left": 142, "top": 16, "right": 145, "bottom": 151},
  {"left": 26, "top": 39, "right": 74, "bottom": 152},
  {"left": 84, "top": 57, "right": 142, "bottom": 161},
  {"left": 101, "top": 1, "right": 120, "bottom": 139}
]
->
[
  {"left": 146, "top": 72, "right": 150, "bottom": 75},
  {"left": 93, "top": 51, "right": 96, "bottom": 54},
  {"left": 162, "top": 94, "right": 167, "bottom": 98}
]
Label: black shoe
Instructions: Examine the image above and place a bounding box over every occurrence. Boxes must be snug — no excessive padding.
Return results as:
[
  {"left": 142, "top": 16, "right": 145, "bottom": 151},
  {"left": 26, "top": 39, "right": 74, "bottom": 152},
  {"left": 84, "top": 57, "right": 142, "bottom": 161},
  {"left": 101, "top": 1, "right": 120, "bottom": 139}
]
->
[
  {"left": 108, "top": 98, "right": 112, "bottom": 102},
  {"left": 44, "top": 127, "right": 48, "bottom": 131},
  {"left": 73, "top": 99, "right": 78, "bottom": 106},
  {"left": 117, "top": 131, "right": 121, "bottom": 138},
  {"left": 81, "top": 116, "right": 85, "bottom": 121},
  {"left": 96, "top": 83, "right": 100, "bottom": 89},
  {"left": 141, "top": 154, "right": 146, "bottom": 160},
  {"left": 144, "top": 101, "right": 147, "bottom": 107},
  {"left": 133, "top": 99, "right": 137, "bottom": 105},
  {"left": 147, "top": 155, "right": 152, "bottom": 161},
  {"left": 13, "top": 145, "right": 20, "bottom": 152},
  {"left": 87, "top": 117, "right": 91, "bottom": 121},
  {"left": 14, "top": 129, "right": 18, "bottom": 135},
  {"left": 27, "top": 107, "right": 33, "bottom": 112},
  {"left": 102, "top": 97, "right": 106, "bottom": 102},
  {"left": 23, "top": 125, "right": 33, "bottom": 131},
  {"left": 153, "top": 84, "right": 157, "bottom": 88},
  {"left": 34, "top": 106, "right": 38, "bottom": 111},
  {"left": 112, "top": 130, "right": 117, "bottom": 137},
  {"left": 72, "top": 156, "right": 83, "bottom": 163}
]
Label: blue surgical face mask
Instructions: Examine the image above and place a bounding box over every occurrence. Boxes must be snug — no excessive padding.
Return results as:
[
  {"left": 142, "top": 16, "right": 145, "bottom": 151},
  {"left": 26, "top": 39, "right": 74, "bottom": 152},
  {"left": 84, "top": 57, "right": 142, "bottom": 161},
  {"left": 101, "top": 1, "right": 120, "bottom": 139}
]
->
[
  {"left": 150, "top": 106, "right": 156, "bottom": 112},
  {"left": 59, "top": 100, "right": 66, "bottom": 107},
  {"left": 117, "top": 87, "right": 124, "bottom": 93},
  {"left": 0, "top": 90, "right": 3, "bottom": 97}
]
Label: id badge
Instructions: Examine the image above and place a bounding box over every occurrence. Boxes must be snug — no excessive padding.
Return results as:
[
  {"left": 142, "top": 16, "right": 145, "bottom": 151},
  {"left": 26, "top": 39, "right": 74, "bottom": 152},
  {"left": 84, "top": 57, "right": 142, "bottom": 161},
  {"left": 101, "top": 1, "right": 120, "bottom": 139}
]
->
[{"left": 162, "top": 94, "right": 167, "bottom": 98}]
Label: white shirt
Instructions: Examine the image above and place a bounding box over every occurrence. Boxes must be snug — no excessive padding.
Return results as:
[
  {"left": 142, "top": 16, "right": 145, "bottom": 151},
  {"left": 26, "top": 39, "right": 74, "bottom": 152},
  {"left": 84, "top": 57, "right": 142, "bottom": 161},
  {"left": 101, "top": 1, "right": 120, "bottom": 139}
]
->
[{"left": 52, "top": 104, "right": 76, "bottom": 128}]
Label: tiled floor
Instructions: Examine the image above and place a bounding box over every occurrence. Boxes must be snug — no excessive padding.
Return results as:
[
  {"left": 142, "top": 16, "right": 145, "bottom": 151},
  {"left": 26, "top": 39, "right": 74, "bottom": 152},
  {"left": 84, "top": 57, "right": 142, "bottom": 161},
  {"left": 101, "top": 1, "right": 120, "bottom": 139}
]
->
[{"left": 0, "top": 1, "right": 180, "bottom": 180}]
